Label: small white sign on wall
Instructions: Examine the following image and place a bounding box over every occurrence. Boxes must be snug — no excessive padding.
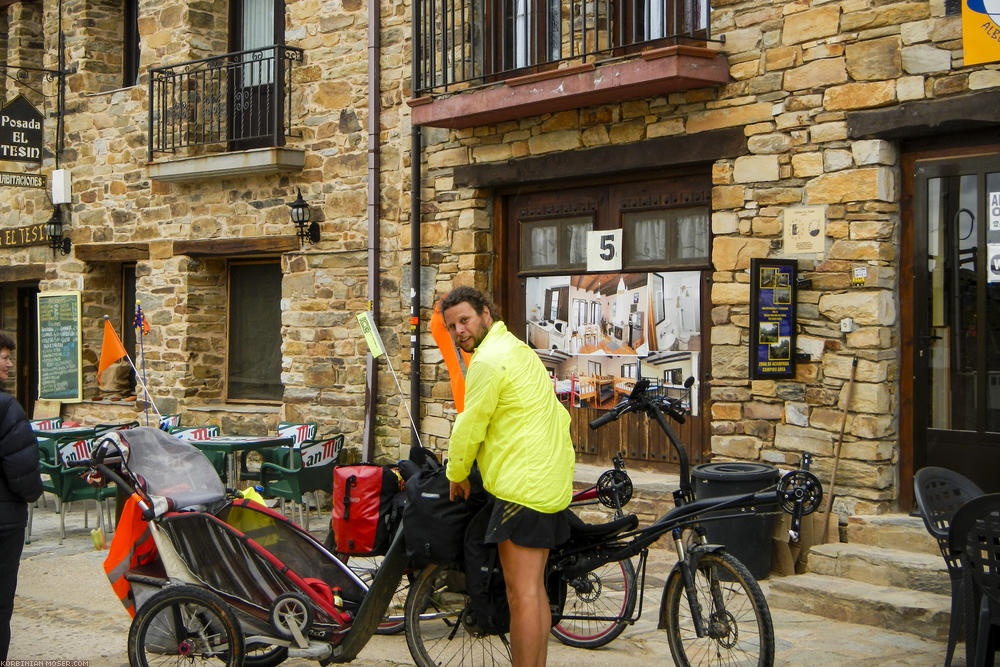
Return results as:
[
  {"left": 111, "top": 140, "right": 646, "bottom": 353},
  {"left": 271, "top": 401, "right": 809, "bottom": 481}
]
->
[
  {"left": 989, "top": 244, "right": 1000, "bottom": 283},
  {"left": 783, "top": 206, "right": 826, "bottom": 254},
  {"left": 587, "top": 229, "right": 623, "bottom": 272},
  {"left": 989, "top": 192, "right": 1000, "bottom": 231}
]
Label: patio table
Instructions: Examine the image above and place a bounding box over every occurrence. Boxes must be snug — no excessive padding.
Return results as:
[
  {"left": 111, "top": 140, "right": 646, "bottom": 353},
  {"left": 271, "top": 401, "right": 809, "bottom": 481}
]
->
[{"left": 177, "top": 434, "right": 295, "bottom": 487}]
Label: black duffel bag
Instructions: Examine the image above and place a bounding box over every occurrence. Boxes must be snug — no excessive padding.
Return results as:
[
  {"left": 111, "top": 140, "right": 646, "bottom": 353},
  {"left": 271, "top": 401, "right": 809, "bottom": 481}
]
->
[{"left": 402, "top": 447, "right": 485, "bottom": 568}]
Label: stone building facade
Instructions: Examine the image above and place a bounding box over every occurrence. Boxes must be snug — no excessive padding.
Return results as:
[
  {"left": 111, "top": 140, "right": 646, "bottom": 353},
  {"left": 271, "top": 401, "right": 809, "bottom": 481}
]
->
[{"left": 1, "top": 0, "right": 998, "bottom": 514}]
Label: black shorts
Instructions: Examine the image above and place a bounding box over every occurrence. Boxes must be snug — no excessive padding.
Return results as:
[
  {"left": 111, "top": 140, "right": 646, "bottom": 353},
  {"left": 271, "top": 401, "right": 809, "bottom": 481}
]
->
[{"left": 484, "top": 499, "right": 571, "bottom": 549}]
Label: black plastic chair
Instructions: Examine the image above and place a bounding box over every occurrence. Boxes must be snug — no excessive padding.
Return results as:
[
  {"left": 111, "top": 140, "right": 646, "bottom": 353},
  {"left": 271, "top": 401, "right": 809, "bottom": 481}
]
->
[
  {"left": 914, "top": 466, "right": 985, "bottom": 666},
  {"left": 949, "top": 493, "right": 1000, "bottom": 667}
]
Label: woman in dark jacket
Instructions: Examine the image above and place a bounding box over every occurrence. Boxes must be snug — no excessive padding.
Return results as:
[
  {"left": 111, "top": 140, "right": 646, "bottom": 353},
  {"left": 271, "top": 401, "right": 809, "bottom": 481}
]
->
[{"left": 0, "top": 332, "right": 43, "bottom": 661}]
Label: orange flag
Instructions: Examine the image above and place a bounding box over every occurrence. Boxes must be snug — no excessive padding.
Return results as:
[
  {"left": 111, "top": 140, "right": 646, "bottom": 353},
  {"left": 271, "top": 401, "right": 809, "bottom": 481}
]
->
[
  {"left": 430, "top": 300, "right": 471, "bottom": 413},
  {"left": 98, "top": 318, "right": 128, "bottom": 382}
]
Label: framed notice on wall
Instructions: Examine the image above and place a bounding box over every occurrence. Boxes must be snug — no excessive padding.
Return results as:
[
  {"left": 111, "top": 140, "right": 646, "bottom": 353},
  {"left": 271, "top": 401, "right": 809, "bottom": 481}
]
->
[
  {"left": 37, "top": 291, "right": 82, "bottom": 402},
  {"left": 749, "top": 258, "right": 797, "bottom": 380}
]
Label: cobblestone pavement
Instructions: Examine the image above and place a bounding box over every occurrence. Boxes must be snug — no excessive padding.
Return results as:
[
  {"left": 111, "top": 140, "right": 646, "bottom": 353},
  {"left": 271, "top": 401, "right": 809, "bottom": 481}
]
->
[{"left": 10, "top": 499, "right": 964, "bottom": 666}]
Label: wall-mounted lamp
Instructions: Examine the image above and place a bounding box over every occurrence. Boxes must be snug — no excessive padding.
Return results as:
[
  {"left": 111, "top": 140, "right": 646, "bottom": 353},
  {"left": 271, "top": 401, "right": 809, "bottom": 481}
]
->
[
  {"left": 46, "top": 205, "right": 71, "bottom": 257},
  {"left": 287, "top": 188, "right": 319, "bottom": 245}
]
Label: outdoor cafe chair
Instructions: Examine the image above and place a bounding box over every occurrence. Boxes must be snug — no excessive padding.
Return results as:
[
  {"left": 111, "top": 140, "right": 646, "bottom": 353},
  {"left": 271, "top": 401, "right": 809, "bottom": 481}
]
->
[
  {"left": 948, "top": 493, "right": 1000, "bottom": 667},
  {"left": 239, "top": 421, "right": 317, "bottom": 482},
  {"left": 35, "top": 442, "right": 116, "bottom": 544},
  {"left": 260, "top": 434, "right": 343, "bottom": 530},
  {"left": 167, "top": 425, "right": 226, "bottom": 478},
  {"left": 914, "top": 466, "right": 985, "bottom": 666}
]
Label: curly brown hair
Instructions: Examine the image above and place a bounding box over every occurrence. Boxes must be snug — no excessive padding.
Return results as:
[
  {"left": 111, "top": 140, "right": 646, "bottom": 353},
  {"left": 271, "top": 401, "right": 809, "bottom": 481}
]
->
[{"left": 439, "top": 286, "right": 499, "bottom": 320}]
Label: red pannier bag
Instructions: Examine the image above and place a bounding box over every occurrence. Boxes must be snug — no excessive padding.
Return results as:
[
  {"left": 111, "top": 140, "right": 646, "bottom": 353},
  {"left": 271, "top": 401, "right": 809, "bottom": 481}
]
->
[{"left": 330, "top": 464, "right": 404, "bottom": 556}]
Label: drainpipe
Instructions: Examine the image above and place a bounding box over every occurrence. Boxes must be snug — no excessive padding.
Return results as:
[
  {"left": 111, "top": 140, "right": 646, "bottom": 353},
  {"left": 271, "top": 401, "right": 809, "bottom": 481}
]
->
[
  {"left": 363, "top": 0, "right": 381, "bottom": 463},
  {"left": 409, "top": 0, "right": 423, "bottom": 451}
]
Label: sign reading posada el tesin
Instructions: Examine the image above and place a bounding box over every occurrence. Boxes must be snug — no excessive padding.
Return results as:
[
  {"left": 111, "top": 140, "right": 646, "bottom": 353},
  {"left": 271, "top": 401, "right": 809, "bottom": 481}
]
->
[{"left": 0, "top": 95, "right": 43, "bottom": 164}]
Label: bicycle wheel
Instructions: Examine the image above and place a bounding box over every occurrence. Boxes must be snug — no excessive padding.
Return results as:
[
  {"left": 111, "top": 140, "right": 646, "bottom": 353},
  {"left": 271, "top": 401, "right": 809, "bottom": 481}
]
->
[
  {"left": 662, "top": 550, "right": 774, "bottom": 667},
  {"left": 404, "top": 563, "right": 512, "bottom": 667},
  {"left": 551, "top": 558, "right": 637, "bottom": 649},
  {"left": 343, "top": 553, "right": 409, "bottom": 634},
  {"left": 128, "top": 584, "right": 245, "bottom": 666}
]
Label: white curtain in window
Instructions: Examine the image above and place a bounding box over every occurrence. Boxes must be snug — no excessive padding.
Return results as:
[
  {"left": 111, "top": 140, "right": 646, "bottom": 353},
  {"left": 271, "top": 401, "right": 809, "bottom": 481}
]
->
[
  {"left": 673, "top": 210, "right": 709, "bottom": 260},
  {"left": 529, "top": 225, "right": 557, "bottom": 267},
  {"left": 515, "top": 0, "right": 531, "bottom": 68},
  {"left": 632, "top": 215, "right": 667, "bottom": 262},
  {"left": 644, "top": 0, "right": 666, "bottom": 40},
  {"left": 568, "top": 223, "right": 588, "bottom": 265},
  {"left": 242, "top": 0, "right": 275, "bottom": 85}
]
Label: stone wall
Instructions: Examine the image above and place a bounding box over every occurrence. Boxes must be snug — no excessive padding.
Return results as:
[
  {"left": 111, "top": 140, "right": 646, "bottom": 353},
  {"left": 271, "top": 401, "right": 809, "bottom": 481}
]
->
[
  {"left": 413, "top": 0, "right": 997, "bottom": 514},
  {"left": 0, "top": 0, "right": 418, "bottom": 463}
]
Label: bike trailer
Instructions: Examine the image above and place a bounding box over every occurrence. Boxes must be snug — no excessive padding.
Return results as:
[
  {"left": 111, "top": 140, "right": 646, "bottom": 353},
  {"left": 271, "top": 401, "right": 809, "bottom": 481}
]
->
[{"left": 330, "top": 464, "right": 404, "bottom": 556}]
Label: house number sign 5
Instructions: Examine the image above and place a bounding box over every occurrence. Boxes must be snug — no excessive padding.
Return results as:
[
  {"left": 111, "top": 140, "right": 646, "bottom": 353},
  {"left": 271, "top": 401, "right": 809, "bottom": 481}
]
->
[{"left": 587, "top": 229, "right": 623, "bottom": 272}]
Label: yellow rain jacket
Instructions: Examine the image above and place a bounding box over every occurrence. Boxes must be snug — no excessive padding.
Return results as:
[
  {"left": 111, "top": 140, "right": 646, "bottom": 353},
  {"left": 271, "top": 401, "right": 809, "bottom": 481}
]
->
[{"left": 446, "top": 321, "right": 575, "bottom": 514}]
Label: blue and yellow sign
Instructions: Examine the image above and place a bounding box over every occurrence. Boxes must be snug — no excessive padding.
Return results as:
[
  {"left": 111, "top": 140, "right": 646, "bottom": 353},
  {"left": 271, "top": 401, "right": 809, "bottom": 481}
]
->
[{"left": 963, "top": 0, "right": 1000, "bottom": 65}]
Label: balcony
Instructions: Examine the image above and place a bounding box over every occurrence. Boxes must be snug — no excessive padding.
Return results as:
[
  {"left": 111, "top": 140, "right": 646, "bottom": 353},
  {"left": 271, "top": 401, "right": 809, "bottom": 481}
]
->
[
  {"left": 146, "top": 46, "right": 305, "bottom": 183},
  {"left": 409, "top": 0, "right": 730, "bottom": 128}
]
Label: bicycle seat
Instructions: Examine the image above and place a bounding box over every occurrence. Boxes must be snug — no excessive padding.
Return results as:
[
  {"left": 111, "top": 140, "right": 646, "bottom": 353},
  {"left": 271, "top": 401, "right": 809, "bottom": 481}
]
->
[{"left": 566, "top": 511, "right": 638, "bottom": 540}]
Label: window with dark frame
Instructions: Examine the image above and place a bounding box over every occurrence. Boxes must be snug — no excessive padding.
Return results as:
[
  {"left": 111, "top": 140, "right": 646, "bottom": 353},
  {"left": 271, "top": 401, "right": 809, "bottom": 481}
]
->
[
  {"left": 122, "top": 263, "right": 138, "bottom": 395},
  {"left": 227, "top": 261, "right": 283, "bottom": 402},
  {"left": 520, "top": 216, "right": 593, "bottom": 272},
  {"left": 123, "top": 0, "right": 140, "bottom": 87}
]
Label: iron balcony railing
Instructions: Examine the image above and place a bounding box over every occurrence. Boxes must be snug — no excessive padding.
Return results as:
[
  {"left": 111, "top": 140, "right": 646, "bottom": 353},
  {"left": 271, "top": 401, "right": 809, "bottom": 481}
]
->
[
  {"left": 148, "top": 45, "right": 303, "bottom": 160},
  {"left": 415, "top": 0, "right": 713, "bottom": 96}
]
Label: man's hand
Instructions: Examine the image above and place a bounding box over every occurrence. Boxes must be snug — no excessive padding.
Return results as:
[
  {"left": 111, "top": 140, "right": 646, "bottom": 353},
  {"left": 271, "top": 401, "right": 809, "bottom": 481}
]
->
[{"left": 450, "top": 478, "right": 471, "bottom": 501}]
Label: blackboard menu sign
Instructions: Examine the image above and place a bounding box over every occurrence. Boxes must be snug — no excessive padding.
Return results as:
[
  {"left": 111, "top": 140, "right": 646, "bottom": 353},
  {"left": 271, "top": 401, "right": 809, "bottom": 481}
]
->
[
  {"left": 749, "top": 258, "right": 797, "bottom": 380},
  {"left": 37, "top": 291, "right": 82, "bottom": 402}
]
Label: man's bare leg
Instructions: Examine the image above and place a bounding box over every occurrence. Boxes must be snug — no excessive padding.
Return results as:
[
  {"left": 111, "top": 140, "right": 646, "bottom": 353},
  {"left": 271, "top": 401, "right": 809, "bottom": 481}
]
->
[{"left": 498, "top": 539, "right": 550, "bottom": 667}]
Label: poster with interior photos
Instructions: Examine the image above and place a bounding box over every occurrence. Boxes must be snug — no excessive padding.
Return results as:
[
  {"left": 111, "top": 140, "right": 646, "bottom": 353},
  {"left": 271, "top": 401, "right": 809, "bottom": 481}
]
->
[{"left": 525, "top": 272, "right": 700, "bottom": 415}]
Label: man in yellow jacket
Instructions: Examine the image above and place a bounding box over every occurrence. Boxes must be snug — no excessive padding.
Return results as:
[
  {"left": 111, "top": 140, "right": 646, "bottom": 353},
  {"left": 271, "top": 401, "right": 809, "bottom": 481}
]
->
[{"left": 441, "top": 286, "right": 575, "bottom": 667}]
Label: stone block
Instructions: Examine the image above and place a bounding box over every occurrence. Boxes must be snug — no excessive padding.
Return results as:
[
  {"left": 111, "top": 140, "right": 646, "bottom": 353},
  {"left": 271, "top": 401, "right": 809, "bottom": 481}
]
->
[
  {"left": 713, "top": 185, "right": 747, "bottom": 209},
  {"left": 785, "top": 402, "right": 810, "bottom": 426},
  {"left": 745, "top": 401, "right": 783, "bottom": 420},
  {"left": 713, "top": 211, "right": 739, "bottom": 234},
  {"left": 767, "top": 46, "right": 802, "bottom": 70},
  {"left": 845, "top": 37, "right": 902, "bottom": 80},
  {"left": 824, "top": 81, "right": 897, "bottom": 111},
  {"left": 711, "top": 402, "right": 743, "bottom": 420},
  {"left": 792, "top": 152, "right": 824, "bottom": 177},
  {"left": 528, "top": 131, "right": 582, "bottom": 155},
  {"left": 851, "top": 413, "right": 896, "bottom": 439},
  {"left": 784, "top": 58, "right": 848, "bottom": 92},
  {"left": 846, "top": 326, "right": 891, "bottom": 348},
  {"left": 810, "top": 121, "right": 848, "bottom": 143},
  {"left": 711, "top": 435, "right": 762, "bottom": 459},
  {"left": 734, "top": 154, "right": 780, "bottom": 183},
  {"left": 712, "top": 325, "right": 742, "bottom": 345},
  {"left": 902, "top": 44, "right": 952, "bottom": 74},
  {"left": 713, "top": 236, "right": 772, "bottom": 270},
  {"left": 783, "top": 5, "right": 841, "bottom": 45},
  {"left": 712, "top": 345, "right": 750, "bottom": 378},
  {"left": 897, "top": 75, "right": 926, "bottom": 101},
  {"left": 687, "top": 103, "right": 773, "bottom": 133},
  {"left": 775, "top": 423, "right": 835, "bottom": 456},
  {"left": 841, "top": 381, "right": 891, "bottom": 414},
  {"left": 852, "top": 140, "right": 897, "bottom": 166},
  {"left": 818, "top": 290, "right": 897, "bottom": 326},
  {"left": 805, "top": 167, "right": 895, "bottom": 204},
  {"left": 824, "top": 149, "right": 854, "bottom": 172}
]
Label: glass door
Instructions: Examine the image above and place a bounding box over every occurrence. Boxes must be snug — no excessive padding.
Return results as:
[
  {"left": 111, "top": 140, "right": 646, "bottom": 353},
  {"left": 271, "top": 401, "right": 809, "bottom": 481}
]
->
[
  {"left": 914, "top": 155, "right": 1000, "bottom": 492},
  {"left": 228, "top": 0, "right": 283, "bottom": 149}
]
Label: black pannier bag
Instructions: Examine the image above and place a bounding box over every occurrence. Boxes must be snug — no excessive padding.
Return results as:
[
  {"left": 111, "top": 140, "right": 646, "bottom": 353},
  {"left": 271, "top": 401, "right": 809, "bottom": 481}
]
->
[
  {"left": 329, "top": 464, "right": 404, "bottom": 556},
  {"left": 462, "top": 499, "right": 510, "bottom": 635},
  {"left": 402, "top": 447, "right": 485, "bottom": 568}
]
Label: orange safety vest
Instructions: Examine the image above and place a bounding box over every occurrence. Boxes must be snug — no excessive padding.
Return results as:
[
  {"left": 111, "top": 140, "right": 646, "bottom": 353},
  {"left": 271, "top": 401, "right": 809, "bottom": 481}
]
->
[{"left": 103, "top": 494, "right": 158, "bottom": 617}]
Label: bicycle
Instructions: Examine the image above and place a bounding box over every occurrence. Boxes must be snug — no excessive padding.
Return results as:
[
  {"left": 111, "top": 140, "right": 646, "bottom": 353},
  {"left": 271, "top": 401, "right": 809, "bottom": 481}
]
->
[
  {"left": 403, "top": 377, "right": 823, "bottom": 666},
  {"left": 552, "top": 451, "right": 638, "bottom": 649}
]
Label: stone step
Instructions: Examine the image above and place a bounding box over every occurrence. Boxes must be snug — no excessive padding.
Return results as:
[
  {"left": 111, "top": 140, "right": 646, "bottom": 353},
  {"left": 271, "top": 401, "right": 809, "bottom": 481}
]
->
[
  {"left": 767, "top": 572, "right": 950, "bottom": 641},
  {"left": 806, "top": 542, "right": 949, "bottom": 595},
  {"left": 845, "top": 514, "right": 940, "bottom": 556}
]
